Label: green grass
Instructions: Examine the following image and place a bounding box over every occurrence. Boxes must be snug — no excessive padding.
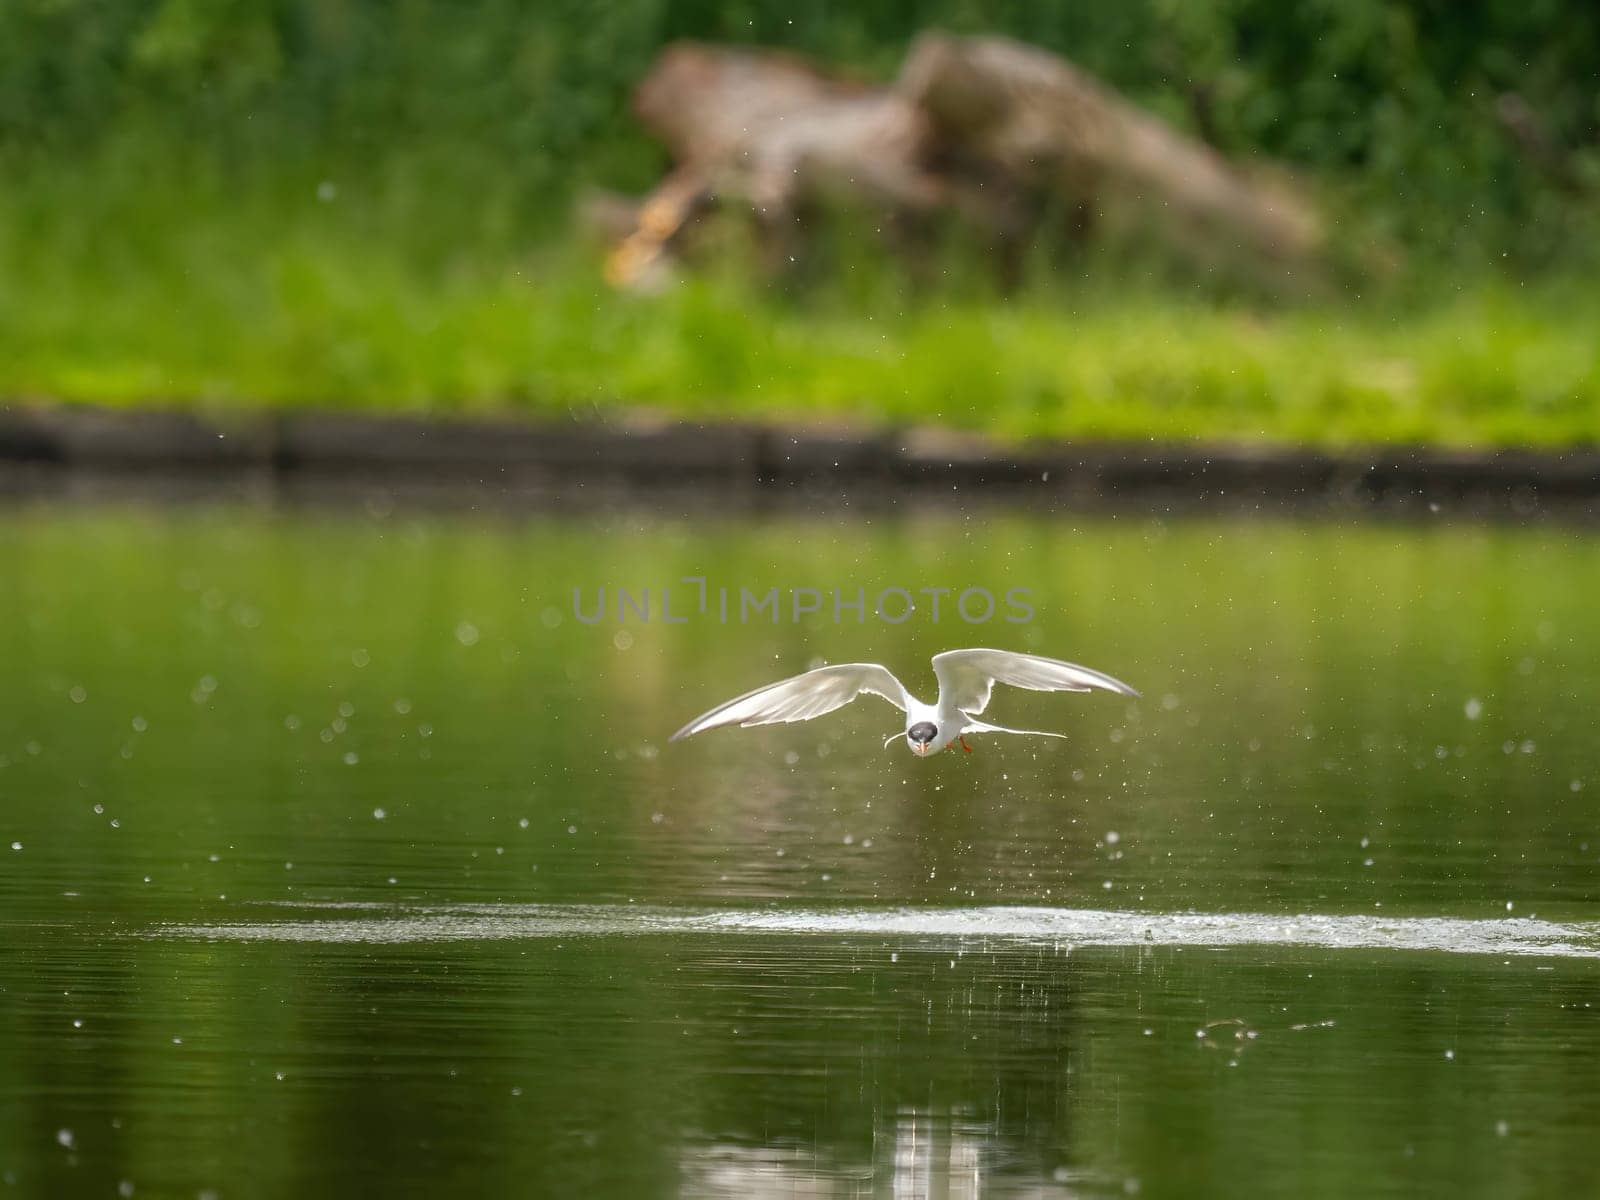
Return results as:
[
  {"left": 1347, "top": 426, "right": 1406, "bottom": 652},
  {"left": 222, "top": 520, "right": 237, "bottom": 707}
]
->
[{"left": 3, "top": 157, "right": 1598, "bottom": 448}]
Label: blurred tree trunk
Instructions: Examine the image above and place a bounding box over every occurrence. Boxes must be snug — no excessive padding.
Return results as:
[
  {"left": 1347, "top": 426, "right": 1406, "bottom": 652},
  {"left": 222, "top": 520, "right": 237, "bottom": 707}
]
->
[{"left": 595, "top": 34, "right": 1321, "bottom": 289}]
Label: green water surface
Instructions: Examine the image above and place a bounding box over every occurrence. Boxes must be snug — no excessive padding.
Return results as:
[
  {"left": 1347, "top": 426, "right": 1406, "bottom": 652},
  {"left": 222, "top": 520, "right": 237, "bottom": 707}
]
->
[{"left": 1, "top": 497, "right": 1597, "bottom": 1197}]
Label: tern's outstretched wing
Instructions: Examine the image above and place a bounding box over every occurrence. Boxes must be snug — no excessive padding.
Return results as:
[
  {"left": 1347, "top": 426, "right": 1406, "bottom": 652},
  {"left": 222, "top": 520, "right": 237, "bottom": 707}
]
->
[
  {"left": 670, "top": 663, "right": 910, "bottom": 742},
  {"left": 931, "top": 649, "right": 1139, "bottom": 716}
]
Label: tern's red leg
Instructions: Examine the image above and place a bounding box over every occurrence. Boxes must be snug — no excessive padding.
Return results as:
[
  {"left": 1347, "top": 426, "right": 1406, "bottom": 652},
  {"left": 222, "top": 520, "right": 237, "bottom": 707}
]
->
[
  {"left": 945, "top": 741, "right": 954, "bottom": 751},
  {"left": 960, "top": 735, "right": 973, "bottom": 753}
]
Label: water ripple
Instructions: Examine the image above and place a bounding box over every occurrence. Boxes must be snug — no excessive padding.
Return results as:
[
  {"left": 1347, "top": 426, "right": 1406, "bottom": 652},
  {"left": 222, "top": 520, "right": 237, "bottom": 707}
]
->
[{"left": 153, "top": 904, "right": 1600, "bottom": 959}]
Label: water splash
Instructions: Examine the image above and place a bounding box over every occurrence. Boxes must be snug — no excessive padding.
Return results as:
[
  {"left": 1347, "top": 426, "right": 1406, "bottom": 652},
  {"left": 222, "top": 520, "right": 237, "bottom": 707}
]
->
[{"left": 154, "top": 904, "right": 1600, "bottom": 959}]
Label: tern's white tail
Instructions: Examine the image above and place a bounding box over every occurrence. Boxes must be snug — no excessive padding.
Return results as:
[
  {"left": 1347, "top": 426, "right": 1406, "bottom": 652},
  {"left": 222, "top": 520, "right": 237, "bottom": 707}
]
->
[{"left": 964, "top": 718, "right": 1069, "bottom": 740}]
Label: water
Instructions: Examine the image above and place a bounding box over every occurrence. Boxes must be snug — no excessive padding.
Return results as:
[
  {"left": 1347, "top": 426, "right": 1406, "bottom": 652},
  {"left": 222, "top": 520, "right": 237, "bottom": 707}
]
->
[{"left": 2, "top": 496, "right": 1598, "bottom": 1197}]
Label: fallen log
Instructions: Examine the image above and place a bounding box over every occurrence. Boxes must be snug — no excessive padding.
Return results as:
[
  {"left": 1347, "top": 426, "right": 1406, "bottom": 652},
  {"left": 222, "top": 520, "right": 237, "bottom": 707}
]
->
[
  {"left": 899, "top": 34, "right": 1321, "bottom": 266},
  {"left": 597, "top": 35, "right": 1321, "bottom": 288}
]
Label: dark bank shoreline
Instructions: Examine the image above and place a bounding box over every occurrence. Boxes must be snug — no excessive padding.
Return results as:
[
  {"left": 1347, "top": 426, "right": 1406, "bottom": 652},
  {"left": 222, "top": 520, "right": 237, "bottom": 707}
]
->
[{"left": 2, "top": 404, "right": 1597, "bottom": 515}]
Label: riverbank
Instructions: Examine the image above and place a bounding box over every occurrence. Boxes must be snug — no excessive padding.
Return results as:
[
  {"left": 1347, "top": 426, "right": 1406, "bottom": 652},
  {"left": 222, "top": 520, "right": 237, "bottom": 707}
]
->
[
  {"left": 4, "top": 403, "right": 1596, "bottom": 513},
  {"left": 8, "top": 235, "right": 1600, "bottom": 450},
  {"left": 5, "top": 154, "right": 1599, "bottom": 453},
  {"left": 8, "top": 6, "right": 1600, "bottom": 454}
]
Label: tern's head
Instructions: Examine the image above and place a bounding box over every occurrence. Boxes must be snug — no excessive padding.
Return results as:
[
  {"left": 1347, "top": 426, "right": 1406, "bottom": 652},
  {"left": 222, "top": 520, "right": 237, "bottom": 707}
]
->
[{"left": 907, "top": 721, "right": 939, "bottom": 755}]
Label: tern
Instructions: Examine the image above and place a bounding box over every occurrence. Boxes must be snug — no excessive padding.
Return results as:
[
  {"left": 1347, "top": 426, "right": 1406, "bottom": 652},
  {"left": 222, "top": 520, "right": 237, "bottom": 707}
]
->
[{"left": 669, "top": 648, "right": 1139, "bottom": 755}]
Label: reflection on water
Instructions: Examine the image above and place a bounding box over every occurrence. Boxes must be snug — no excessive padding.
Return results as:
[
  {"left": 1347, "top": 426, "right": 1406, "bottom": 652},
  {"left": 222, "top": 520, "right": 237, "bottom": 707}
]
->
[
  {"left": 682, "top": 1109, "right": 1081, "bottom": 1200},
  {"left": 2, "top": 499, "right": 1600, "bottom": 1197},
  {"left": 681, "top": 1108, "right": 1102, "bottom": 1200},
  {"left": 9, "top": 923, "right": 1598, "bottom": 1198}
]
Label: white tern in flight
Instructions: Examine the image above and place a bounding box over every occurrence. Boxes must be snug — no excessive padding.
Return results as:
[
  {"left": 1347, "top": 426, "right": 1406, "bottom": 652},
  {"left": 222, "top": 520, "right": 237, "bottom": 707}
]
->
[{"left": 670, "top": 648, "right": 1139, "bottom": 755}]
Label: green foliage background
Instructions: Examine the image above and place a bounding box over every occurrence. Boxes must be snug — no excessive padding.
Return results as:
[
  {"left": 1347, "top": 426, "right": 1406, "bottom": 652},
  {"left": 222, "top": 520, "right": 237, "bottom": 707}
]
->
[
  {"left": 1, "top": 1, "right": 1598, "bottom": 441},
  {"left": 6, "top": 0, "right": 1597, "bottom": 258}
]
